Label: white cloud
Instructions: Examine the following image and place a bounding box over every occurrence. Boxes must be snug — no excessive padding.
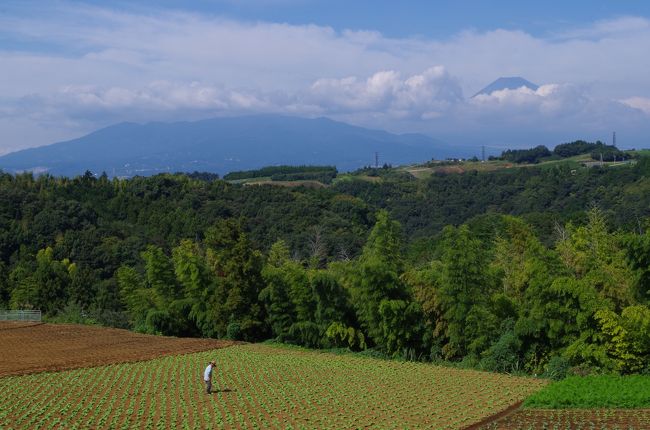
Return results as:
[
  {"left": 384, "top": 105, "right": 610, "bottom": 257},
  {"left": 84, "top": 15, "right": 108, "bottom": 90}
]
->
[
  {"left": 1, "top": 4, "right": 650, "bottom": 153},
  {"left": 305, "top": 67, "right": 463, "bottom": 118},
  {"left": 620, "top": 97, "right": 650, "bottom": 115},
  {"left": 553, "top": 16, "right": 650, "bottom": 40},
  {"left": 470, "top": 84, "right": 589, "bottom": 116}
]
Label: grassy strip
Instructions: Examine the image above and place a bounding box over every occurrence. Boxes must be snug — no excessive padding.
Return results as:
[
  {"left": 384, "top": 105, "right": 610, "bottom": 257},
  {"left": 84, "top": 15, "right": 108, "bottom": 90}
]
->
[{"left": 524, "top": 375, "right": 650, "bottom": 409}]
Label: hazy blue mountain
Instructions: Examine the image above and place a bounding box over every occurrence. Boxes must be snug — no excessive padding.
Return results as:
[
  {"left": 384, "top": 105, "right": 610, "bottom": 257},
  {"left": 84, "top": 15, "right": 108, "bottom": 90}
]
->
[
  {"left": 0, "top": 115, "right": 456, "bottom": 177},
  {"left": 472, "top": 77, "right": 539, "bottom": 98}
]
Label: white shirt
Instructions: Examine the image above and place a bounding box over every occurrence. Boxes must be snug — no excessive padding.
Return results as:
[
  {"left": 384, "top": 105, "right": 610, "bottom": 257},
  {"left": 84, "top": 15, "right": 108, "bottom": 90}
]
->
[{"left": 204, "top": 364, "right": 213, "bottom": 381}]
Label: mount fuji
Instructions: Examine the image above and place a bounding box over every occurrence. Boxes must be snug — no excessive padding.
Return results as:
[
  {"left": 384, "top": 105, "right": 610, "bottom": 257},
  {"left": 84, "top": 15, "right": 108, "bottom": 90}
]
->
[{"left": 472, "top": 77, "right": 539, "bottom": 98}]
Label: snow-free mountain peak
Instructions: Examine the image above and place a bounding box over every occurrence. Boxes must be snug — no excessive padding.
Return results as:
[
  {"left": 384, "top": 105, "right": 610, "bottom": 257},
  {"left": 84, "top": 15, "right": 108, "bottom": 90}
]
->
[{"left": 0, "top": 115, "right": 459, "bottom": 177}]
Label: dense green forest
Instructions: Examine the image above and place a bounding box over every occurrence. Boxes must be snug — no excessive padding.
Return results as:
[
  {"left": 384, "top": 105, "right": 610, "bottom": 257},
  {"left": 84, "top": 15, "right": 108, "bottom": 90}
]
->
[{"left": 1, "top": 157, "right": 649, "bottom": 376}]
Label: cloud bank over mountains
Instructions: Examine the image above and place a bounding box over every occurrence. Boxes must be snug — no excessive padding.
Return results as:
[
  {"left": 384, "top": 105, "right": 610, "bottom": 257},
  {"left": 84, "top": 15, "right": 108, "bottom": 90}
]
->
[{"left": 1, "top": 4, "right": 650, "bottom": 154}]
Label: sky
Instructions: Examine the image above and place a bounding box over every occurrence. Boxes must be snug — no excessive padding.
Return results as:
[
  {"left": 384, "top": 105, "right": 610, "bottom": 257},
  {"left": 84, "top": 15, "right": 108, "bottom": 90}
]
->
[{"left": 1, "top": 0, "right": 650, "bottom": 155}]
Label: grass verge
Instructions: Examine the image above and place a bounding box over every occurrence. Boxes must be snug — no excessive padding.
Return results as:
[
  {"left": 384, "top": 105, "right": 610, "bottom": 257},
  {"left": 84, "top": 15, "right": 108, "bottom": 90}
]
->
[{"left": 524, "top": 375, "right": 650, "bottom": 409}]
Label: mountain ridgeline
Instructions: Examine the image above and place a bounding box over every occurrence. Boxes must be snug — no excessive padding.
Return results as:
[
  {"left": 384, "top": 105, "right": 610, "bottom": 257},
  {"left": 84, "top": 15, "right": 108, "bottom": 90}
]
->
[{"left": 0, "top": 115, "right": 454, "bottom": 177}]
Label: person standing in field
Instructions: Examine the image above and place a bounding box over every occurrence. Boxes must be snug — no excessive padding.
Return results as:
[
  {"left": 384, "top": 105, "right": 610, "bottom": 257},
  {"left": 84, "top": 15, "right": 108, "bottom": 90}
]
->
[{"left": 203, "top": 360, "right": 216, "bottom": 394}]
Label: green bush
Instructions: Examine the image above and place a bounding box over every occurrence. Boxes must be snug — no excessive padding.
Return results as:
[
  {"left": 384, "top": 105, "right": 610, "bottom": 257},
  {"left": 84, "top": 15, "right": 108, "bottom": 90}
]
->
[
  {"left": 544, "top": 356, "right": 570, "bottom": 380},
  {"left": 46, "top": 302, "right": 99, "bottom": 326},
  {"left": 226, "top": 322, "right": 242, "bottom": 340},
  {"left": 479, "top": 331, "right": 521, "bottom": 373}
]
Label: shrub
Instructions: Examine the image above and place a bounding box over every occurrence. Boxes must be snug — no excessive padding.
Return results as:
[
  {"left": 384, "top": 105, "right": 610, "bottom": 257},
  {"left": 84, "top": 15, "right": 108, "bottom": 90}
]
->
[
  {"left": 325, "top": 322, "right": 367, "bottom": 351},
  {"left": 226, "top": 322, "right": 242, "bottom": 340},
  {"left": 480, "top": 331, "right": 521, "bottom": 373},
  {"left": 544, "top": 356, "right": 570, "bottom": 380},
  {"left": 46, "top": 302, "right": 98, "bottom": 326}
]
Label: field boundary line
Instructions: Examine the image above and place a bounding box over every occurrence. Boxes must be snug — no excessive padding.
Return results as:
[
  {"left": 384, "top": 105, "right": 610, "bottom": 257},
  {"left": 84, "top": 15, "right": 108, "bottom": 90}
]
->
[
  {"left": 0, "top": 322, "right": 45, "bottom": 331},
  {"left": 463, "top": 400, "right": 524, "bottom": 430}
]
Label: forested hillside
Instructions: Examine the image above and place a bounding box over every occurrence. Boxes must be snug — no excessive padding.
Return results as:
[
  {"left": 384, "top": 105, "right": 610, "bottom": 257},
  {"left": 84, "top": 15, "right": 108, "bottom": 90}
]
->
[{"left": 1, "top": 158, "right": 649, "bottom": 376}]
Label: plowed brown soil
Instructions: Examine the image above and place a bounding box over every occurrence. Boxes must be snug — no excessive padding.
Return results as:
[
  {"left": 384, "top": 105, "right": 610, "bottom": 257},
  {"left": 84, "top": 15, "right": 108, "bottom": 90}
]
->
[{"left": 0, "top": 322, "right": 237, "bottom": 376}]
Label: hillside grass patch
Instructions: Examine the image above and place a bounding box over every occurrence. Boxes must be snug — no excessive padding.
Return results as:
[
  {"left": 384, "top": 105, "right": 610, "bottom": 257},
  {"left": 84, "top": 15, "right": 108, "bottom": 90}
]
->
[{"left": 524, "top": 375, "right": 650, "bottom": 409}]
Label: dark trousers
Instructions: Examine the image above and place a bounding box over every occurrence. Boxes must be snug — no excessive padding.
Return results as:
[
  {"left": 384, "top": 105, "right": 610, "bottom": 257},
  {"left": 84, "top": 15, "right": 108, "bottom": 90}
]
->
[{"left": 205, "top": 379, "right": 212, "bottom": 394}]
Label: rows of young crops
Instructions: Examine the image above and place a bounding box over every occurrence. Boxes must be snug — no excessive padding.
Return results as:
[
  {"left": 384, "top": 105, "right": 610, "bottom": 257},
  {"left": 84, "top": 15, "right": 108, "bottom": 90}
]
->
[
  {"left": 481, "top": 408, "right": 650, "bottom": 429},
  {"left": 0, "top": 344, "right": 546, "bottom": 429}
]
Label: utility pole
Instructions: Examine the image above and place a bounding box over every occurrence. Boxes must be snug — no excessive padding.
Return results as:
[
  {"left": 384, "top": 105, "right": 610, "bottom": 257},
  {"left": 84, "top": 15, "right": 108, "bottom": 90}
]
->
[
  {"left": 374, "top": 151, "right": 379, "bottom": 168},
  {"left": 481, "top": 145, "right": 485, "bottom": 162}
]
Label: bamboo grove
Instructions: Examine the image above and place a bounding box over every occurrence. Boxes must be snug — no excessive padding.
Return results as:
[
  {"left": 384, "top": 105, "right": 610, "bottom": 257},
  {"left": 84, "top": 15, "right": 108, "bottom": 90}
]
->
[{"left": 1, "top": 158, "right": 649, "bottom": 376}]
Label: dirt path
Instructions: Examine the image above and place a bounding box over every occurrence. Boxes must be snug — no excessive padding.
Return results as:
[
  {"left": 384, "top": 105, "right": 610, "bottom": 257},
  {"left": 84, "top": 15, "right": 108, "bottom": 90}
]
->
[{"left": 464, "top": 401, "right": 524, "bottom": 430}]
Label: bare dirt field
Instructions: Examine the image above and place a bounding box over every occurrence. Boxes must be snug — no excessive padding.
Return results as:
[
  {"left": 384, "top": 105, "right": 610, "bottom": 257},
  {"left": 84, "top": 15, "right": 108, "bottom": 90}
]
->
[{"left": 0, "top": 322, "right": 237, "bottom": 376}]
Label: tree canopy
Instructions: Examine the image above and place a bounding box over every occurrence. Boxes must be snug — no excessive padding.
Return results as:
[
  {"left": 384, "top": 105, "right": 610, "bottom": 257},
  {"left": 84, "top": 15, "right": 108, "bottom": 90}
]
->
[{"left": 0, "top": 158, "right": 649, "bottom": 375}]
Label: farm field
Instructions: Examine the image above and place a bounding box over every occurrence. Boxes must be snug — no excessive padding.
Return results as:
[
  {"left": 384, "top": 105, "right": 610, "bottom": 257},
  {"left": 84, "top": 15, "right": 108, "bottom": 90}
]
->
[
  {"left": 480, "top": 374, "right": 650, "bottom": 429},
  {"left": 400, "top": 153, "right": 636, "bottom": 180},
  {"left": 0, "top": 322, "right": 235, "bottom": 376},
  {"left": 228, "top": 175, "right": 328, "bottom": 188},
  {"left": 480, "top": 408, "right": 650, "bottom": 429},
  {"left": 0, "top": 339, "right": 547, "bottom": 429},
  {"left": 243, "top": 179, "right": 327, "bottom": 188}
]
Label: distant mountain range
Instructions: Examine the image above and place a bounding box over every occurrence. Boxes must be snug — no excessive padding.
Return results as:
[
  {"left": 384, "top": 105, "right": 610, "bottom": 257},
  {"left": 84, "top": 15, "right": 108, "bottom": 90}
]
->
[
  {"left": 0, "top": 115, "right": 462, "bottom": 177},
  {"left": 1, "top": 77, "right": 543, "bottom": 178},
  {"left": 472, "top": 77, "right": 539, "bottom": 98}
]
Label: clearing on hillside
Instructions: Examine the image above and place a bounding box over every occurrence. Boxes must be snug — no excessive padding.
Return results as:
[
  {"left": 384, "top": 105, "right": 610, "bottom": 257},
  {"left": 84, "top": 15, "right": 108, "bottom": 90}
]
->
[
  {"left": 0, "top": 322, "right": 236, "bottom": 376},
  {"left": 243, "top": 179, "right": 327, "bottom": 188},
  {"left": 0, "top": 341, "right": 546, "bottom": 429}
]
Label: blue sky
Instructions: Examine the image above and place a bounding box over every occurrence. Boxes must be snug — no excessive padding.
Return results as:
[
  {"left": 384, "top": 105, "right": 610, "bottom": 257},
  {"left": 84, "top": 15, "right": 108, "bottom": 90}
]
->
[
  {"left": 11, "top": 0, "right": 648, "bottom": 38},
  {"left": 1, "top": 0, "right": 650, "bottom": 154}
]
